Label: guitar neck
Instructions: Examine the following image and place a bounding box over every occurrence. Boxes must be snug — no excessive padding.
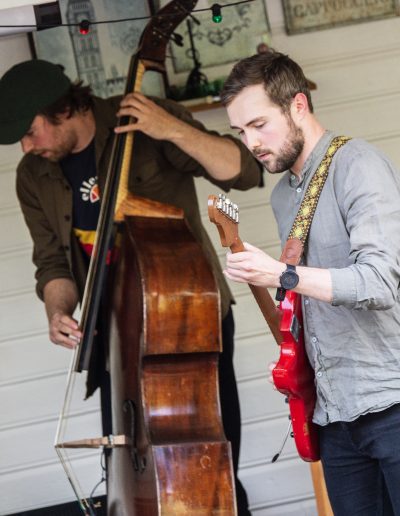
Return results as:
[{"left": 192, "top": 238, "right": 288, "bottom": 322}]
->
[
  {"left": 230, "top": 238, "right": 282, "bottom": 345},
  {"left": 248, "top": 284, "right": 283, "bottom": 345}
]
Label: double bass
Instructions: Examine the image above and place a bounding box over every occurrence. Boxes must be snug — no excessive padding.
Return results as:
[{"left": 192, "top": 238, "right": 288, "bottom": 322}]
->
[
  {"left": 107, "top": 212, "right": 235, "bottom": 514},
  {"left": 55, "top": 2, "right": 236, "bottom": 514}
]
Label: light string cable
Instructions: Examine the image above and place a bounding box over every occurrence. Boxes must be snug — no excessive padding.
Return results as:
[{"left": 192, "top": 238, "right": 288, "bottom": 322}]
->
[{"left": 0, "top": 0, "right": 255, "bottom": 31}]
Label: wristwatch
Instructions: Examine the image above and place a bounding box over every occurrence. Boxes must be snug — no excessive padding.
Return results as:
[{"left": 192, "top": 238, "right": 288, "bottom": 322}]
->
[{"left": 275, "top": 264, "right": 299, "bottom": 301}]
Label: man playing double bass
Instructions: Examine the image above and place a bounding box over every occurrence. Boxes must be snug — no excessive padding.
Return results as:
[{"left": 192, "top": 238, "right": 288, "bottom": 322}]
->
[{"left": 0, "top": 59, "right": 263, "bottom": 515}]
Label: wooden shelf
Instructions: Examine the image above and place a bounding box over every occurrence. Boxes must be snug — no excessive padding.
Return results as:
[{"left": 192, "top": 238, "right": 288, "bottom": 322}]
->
[{"left": 177, "top": 97, "right": 223, "bottom": 113}]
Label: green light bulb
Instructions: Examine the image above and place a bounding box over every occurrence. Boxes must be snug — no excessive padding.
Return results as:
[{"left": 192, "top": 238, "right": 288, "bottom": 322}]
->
[{"left": 211, "top": 4, "right": 222, "bottom": 23}]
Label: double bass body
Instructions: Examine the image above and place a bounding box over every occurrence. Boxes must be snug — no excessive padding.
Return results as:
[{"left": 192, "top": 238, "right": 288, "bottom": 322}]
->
[{"left": 107, "top": 212, "right": 236, "bottom": 515}]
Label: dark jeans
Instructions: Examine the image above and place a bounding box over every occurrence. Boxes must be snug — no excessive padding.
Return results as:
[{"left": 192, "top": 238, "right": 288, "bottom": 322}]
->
[{"left": 319, "top": 403, "right": 400, "bottom": 515}]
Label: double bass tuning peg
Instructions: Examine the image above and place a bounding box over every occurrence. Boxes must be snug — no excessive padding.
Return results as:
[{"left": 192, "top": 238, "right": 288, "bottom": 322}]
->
[{"left": 171, "top": 32, "right": 184, "bottom": 46}]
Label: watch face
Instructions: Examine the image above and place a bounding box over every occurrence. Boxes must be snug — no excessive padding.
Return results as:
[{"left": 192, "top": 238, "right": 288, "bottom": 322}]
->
[{"left": 280, "top": 270, "right": 299, "bottom": 290}]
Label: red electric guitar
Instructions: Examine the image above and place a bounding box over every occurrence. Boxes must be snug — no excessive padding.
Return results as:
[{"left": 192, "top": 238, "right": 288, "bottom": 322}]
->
[{"left": 208, "top": 194, "right": 319, "bottom": 462}]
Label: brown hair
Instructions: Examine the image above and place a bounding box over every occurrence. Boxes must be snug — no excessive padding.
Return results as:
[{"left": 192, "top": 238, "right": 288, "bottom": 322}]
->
[
  {"left": 39, "top": 80, "right": 94, "bottom": 124},
  {"left": 221, "top": 51, "right": 313, "bottom": 114}
]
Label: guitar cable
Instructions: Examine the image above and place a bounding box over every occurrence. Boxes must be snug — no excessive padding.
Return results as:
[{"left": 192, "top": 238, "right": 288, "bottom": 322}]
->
[{"left": 271, "top": 412, "right": 293, "bottom": 463}]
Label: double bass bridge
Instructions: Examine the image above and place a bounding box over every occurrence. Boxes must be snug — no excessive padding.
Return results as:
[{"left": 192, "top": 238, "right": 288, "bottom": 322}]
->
[{"left": 55, "top": 434, "right": 131, "bottom": 449}]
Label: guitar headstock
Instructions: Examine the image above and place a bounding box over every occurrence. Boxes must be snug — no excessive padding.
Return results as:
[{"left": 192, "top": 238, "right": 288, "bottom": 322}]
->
[{"left": 208, "top": 194, "right": 243, "bottom": 251}]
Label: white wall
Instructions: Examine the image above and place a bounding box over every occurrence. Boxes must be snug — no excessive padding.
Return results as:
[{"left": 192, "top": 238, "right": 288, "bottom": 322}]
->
[{"left": 0, "top": 1, "right": 400, "bottom": 514}]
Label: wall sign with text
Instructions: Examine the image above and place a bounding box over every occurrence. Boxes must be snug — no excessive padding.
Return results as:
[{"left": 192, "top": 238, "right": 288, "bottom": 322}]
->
[{"left": 282, "top": 0, "right": 399, "bottom": 34}]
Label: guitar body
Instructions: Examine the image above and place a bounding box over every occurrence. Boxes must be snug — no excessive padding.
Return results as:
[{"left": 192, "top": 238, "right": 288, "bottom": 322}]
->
[{"left": 272, "top": 290, "right": 320, "bottom": 462}]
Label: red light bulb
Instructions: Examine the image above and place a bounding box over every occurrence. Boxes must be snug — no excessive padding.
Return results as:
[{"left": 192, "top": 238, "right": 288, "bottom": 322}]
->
[{"left": 79, "top": 19, "right": 90, "bottom": 35}]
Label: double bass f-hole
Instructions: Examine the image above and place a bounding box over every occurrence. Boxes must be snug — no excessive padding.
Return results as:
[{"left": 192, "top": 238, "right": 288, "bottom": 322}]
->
[{"left": 123, "top": 399, "right": 146, "bottom": 473}]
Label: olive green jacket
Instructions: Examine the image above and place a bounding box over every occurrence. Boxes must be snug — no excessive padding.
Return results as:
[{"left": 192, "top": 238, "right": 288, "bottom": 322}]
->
[{"left": 16, "top": 96, "right": 262, "bottom": 318}]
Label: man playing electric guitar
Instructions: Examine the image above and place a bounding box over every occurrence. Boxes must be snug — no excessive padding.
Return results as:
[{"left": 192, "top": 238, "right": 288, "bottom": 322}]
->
[
  {"left": 220, "top": 51, "right": 400, "bottom": 515},
  {"left": 208, "top": 193, "right": 319, "bottom": 463}
]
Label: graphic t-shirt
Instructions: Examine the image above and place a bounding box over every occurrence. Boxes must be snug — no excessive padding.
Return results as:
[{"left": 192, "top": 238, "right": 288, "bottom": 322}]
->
[{"left": 60, "top": 139, "right": 100, "bottom": 258}]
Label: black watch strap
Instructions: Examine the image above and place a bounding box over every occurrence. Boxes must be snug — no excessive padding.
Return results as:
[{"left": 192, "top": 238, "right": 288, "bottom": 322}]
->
[
  {"left": 275, "top": 287, "right": 286, "bottom": 302},
  {"left": 275, "top": 264, "right": 298, "bottom": 302}
]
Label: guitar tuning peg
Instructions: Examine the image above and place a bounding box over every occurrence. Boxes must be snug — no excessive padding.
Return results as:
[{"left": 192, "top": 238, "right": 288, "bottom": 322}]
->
[{"left": 231, "top": 204, "right": 239, "bottom": 222}]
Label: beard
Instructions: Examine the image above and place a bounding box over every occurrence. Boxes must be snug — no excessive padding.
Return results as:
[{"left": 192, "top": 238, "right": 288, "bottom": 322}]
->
[
  {"left": 254, "top": 119, "right": 305, "bottom": 174},
  {"left": 37, "top": 148, "right": 71, "bottom": 162},
  {"left": 34, "top": 126, "right": 78, "bottom": 163},
  {"left": 44, "top": 147, "right": 73, "bottom": 162}
]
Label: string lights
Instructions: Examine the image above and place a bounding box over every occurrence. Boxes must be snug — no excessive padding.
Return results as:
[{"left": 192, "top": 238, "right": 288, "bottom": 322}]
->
[
  {"left": 211, "top": 4, "right": 223, "bottom": 23},
  {"left": 0, "top": 0, "right": 254, "bottom": 34},
  {"left": 78, "top": 19, "right": 90, "bottom": 35}
]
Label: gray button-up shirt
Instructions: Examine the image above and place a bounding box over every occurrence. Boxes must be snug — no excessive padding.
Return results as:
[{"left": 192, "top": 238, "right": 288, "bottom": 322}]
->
[{"left": 271, "top": 131, "right": 400, "bottom": 425}]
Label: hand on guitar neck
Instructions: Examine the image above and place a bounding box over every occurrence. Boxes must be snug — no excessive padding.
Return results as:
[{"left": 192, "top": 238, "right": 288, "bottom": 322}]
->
[{"left": 208, "top": 194, "right": 283, "bottom": 343}]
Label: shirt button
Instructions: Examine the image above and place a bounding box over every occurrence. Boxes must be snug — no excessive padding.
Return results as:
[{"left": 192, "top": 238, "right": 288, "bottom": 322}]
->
[
  {"left": 296, "top": 187, "right": 302, "bottom": 193},
  {"left": 311, "top": 336, "right": 318, "bottom": 343},
  {"left": 64, "top": 215, "right": 71, "bottom": 221},
  {"left": 316, "top": 372, "right": 323, "bottom": 378},
  {"left": 64, "top": 245, "right": 70, "bottom": 251},
  {"left": 304, "top": 298, "right": 309, "bottom": 305}
]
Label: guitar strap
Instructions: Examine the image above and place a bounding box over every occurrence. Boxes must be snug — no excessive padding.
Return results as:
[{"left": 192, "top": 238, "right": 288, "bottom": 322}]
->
[{"left": 279, "top": 135, "right": 351, "bottom": 268}]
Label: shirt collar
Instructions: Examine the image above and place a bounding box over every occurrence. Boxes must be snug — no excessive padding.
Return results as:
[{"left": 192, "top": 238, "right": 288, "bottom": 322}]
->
[
  {"left": 289, "top": 130, "right": 335, "bottom": 188},
  {"left": 91, "top": 96, "right": 119, "bottom": 171}
]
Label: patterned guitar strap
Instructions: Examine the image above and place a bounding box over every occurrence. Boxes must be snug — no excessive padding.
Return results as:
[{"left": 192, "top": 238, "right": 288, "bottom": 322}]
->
[{"left": 276, "top": 135, "right": 351, "bottom": 301}]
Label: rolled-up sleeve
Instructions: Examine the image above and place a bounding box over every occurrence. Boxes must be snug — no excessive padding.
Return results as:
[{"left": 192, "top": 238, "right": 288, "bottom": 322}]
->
[
  {"left": 212, "top": 134, "right": 264, "bottom": 192},
  {"left": 156, "top": 99, "right": 263, "bottom": 192},
  {"left": 330, "top": 147, "right": 400, "bottom": 309}
]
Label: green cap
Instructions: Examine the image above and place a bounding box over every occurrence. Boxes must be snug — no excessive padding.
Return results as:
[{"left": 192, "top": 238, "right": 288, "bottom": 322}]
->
[{"left": 0, "top": 59, "right": 71, "bottom": 145}]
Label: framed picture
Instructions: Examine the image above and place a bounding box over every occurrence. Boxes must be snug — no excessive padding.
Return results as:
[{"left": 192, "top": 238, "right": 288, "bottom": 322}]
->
[
  {"left": 162, "top": 0, "right": 271, "bottom": 99},
  {"left": 171, "top": 0, "right": 269, "bottom": 73},
  {"left": 31, "top": 0, "right": 164, "bottom": 98}
]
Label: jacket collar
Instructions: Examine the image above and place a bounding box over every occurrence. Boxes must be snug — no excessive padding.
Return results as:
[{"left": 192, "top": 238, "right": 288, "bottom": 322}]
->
[{"left": 92, "top": 95, "right": 120, "bottom": 174}]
